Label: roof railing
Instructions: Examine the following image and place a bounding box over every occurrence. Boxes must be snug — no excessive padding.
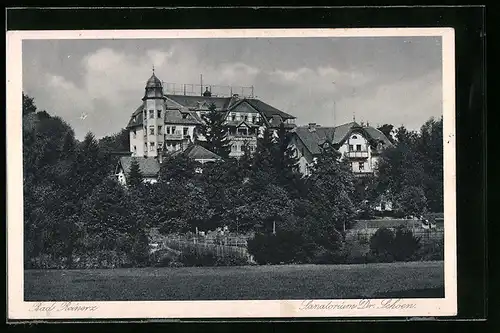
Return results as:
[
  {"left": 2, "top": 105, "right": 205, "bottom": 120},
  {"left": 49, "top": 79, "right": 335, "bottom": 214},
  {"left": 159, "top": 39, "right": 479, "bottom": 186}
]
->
[{"left": 162, "top": 82, "right": 255, "bottom": 98}]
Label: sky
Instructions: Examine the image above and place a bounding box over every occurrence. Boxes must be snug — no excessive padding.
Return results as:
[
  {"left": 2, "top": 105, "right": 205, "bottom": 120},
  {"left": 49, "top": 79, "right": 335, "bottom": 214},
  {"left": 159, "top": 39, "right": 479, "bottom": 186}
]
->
[{"left": 22, "top": 36, "right": 443, "bottom": 140}]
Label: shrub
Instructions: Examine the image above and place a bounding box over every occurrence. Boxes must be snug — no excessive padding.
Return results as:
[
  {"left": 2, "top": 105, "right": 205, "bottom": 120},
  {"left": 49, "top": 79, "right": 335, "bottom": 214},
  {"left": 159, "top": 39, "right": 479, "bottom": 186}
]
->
[
  {"left": 150, "top": 248, "right": 182, "bottom": 267},
  {"left": 368, "top": 226, "right": 421, "bottom": 262},
  {"left": 369, "top": 227, "right": 395, "bottom": 258},
  {"left": 412, "top": 240, "right": 444, "bottom": 261},
  {"left": 247, "top": 230, "right": 313, "bottom": 265},
  {"left": 392, "top": 225, "right": 421, "bottom": 261}
]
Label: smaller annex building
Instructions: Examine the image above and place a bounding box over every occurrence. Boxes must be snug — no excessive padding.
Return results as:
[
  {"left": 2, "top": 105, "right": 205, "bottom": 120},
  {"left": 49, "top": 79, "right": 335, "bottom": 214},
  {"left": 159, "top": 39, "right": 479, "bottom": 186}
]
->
[{"left": 115, "top": 143, "right": 222, "bottom": 185}]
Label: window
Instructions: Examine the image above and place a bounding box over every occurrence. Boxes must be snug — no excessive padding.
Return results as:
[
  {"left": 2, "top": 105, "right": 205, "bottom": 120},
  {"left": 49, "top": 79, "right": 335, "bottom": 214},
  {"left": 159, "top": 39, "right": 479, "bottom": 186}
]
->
[
  {"left": 359, "top": 162, "right": 365, "bottom": 170},
  {"left": 183, "top": 127, "right": 189, "bottom": 136},
  {"left": 158, "top": 125, "right": 162, "bottom": 135},
  {"left": 166, "top": 127, "right": 171, "bottom": 134},
  {"left": 133, "top": 145, "right": 137, "bottom": 153},
  {"left": 149, "top": 142, "right": 155, "bottom": 151},
  {"left": 252, "top": 116, "right": 256, "bottom": 123},
  {"left": 356, "top": 144, "right": 362, "bottom": 151},
  {"left": 157, "top": 110, "right": 162, "bottom": 118},
  {"left": 172, "top": 126, "right": 176, "bottom": 134},
  {"left": 244, "top": 115, "right": 248, "bottom": 122},
  {"left": 349, "top": 144, "right": 354, "bottom": 151},
  {"left": 231, "top": 144, "right": 236, "bottom": 152},
  {"left": 352, "top": 135, "right": 358, "bottom": 139},
  {"left": 158, "top": 142, "right": 163, "bottom": 150},
  {"left": 149, "top": 110, "right": 154, "bottom": 119},
  {"left": 133, "top": 129, "right": 136, "bottom": 139},
  {"left": 149, "top": 126, "right": 155, "bottom": 135},
  {"left": 231, "top": 113, "right": 236, "bottom": 121}
]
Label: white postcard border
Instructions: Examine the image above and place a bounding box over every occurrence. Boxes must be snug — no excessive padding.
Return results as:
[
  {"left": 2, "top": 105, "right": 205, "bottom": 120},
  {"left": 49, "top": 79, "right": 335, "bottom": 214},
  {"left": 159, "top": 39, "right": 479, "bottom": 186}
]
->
[{"left": 7, "top": 27, "right": 457, "bottom": 320}]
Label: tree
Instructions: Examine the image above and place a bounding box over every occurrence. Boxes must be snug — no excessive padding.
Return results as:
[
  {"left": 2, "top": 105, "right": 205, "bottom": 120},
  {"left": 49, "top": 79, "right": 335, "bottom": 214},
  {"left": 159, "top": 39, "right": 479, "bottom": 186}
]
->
[
  {"left": 307, "top": 145, "right": 355, "bottom": 234},
  {"left": 23, "top": 92, "right": 37, "bottom": 116},
  {"left": 273, "top": 122, "right": 301, "bottom": 195},
  {"left": 377, "top": 124, "right": 395, "bottom": 144},
  {"left": 158, "top": 153, "right": 199, "bottom": 184},
  {"left": 127, "top": 157, "right": 143, "bottom": 187},
  {"left": 78, "top": 178, "right": 143, "bottom": 254},
  {"left": 374, "top": 119, "right": 443, "bottom": 214},
  {"left": 199, "top": 102, "right": 231, "bottom": 158},
  {"left": 395, "top": 185, "right": 428, "bottom": 217}
]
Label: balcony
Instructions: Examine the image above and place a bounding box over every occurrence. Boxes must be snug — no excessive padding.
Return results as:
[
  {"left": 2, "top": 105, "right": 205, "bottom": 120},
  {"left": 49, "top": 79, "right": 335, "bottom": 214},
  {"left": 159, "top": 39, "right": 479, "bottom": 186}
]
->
[
  {"left": 354, "top": 170, "right": 374, "bottom": 178},
  {"left": 346, "top": 151, "right": 369, "bottom": 159},
  {"left": 164, "top": 133, "right": 184, "bottom": 140}
]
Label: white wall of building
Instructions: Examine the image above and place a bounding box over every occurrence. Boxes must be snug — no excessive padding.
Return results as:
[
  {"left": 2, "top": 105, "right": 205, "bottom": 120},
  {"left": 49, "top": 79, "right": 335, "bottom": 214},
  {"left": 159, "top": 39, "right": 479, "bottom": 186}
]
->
[{"left": 129, "top": 127, "right": 144, "bottom": 157}]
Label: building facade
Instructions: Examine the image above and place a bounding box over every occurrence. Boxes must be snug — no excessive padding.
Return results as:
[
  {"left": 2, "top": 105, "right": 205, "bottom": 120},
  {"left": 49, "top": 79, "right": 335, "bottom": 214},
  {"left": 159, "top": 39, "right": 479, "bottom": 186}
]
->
[
  {"left": 289, "top": 121, "right": 393, "bottom": 177},
  {"left": 126, "top": 72, "right": 297, "bottom": 159}
]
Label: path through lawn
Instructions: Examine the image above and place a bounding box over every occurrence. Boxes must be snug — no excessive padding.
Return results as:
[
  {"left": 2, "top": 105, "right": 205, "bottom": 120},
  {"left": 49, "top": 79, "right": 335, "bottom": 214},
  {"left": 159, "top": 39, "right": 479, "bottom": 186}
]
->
[{"left": 25, "top": 261, "right": 444, "bottom": 301}]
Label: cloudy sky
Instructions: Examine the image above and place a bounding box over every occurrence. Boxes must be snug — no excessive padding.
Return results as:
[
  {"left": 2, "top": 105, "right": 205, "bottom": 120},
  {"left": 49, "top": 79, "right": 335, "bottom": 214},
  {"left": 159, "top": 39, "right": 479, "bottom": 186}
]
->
[{"left": 23, "top": 36, "right": 442, "bottom": 140}]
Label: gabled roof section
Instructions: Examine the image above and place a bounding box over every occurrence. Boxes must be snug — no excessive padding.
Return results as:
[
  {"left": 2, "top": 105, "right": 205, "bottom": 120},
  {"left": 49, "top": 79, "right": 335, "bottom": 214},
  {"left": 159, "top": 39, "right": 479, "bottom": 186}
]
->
[
  {"left": 119, "top": 156, "right": 160, "bottom": 177},
  {"left": 363, "top": 126, "right": 394, "bottom": 147},
  {"left": 291, "top": 122, "right": 393, "bottom": 156},
  {"left": 164, "top": 108, "right": 203, "bottom": 125},
  {"left": 166, "top": 144, "right": 222, "bottom": 161},
  {"left": 228, "top": 99, "right": 260, "bottom": 114},
  {"left": 126, "top": 104, "right": 144, "bottom": 128},
  {"left": 245, "top": 98, "right": 295, "bottom": 120}
]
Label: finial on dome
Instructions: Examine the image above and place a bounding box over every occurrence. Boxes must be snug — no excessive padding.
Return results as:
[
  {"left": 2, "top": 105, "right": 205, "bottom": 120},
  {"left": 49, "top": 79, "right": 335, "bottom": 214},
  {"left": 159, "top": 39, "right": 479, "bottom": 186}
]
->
[{"left": 152, "top": 65, "right": 155, "bottom": 74}]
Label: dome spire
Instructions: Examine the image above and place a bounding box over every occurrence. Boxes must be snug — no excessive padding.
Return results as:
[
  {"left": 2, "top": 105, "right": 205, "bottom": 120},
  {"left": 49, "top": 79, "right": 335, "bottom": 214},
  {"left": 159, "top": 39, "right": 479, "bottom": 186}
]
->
[{"left": 152, "top": 64, "right": 155, "bottom": 74}]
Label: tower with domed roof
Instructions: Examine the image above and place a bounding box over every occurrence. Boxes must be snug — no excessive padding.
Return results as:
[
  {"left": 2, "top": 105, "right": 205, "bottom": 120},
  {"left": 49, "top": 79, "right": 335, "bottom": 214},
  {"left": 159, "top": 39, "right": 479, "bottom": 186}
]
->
[{"left": 141, "top": 68, "right": 166, "bottom": 157}]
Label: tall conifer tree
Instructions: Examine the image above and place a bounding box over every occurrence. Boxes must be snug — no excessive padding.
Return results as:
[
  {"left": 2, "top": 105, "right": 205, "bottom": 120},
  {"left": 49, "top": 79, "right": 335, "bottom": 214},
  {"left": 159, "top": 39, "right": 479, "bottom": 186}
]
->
[{"left": 199, "top": 102, "right": 231, "bottom": 159}]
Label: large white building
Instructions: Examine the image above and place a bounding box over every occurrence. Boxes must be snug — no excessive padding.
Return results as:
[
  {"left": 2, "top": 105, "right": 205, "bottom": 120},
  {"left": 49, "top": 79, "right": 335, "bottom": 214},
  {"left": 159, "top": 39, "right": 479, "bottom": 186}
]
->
[{"left": 126, "top": 71, "right": 297, "bottom": 159}]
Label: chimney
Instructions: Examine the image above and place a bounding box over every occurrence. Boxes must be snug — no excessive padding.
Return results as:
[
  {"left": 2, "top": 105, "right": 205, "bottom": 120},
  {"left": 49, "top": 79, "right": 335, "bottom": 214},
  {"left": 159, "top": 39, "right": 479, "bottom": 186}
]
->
[{"left": 308, "top": 123, "right": 317, "bottom": 132}]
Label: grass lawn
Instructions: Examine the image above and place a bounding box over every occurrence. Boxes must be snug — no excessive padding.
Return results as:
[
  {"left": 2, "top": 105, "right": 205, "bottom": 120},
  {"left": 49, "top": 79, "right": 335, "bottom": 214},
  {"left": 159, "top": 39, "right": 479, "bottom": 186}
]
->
[{"left": 25, "top": 261, "right": 444, "bottom": 301}]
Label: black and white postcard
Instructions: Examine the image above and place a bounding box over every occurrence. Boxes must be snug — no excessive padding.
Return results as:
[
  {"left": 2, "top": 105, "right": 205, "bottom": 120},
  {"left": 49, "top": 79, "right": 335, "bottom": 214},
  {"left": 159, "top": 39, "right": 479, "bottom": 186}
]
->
[{"left": 7, "top": 28, "right": 457, "bottom": 320}]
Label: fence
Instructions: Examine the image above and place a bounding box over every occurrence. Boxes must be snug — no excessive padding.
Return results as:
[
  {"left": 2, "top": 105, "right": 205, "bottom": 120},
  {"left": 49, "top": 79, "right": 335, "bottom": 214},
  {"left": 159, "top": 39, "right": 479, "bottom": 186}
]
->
[
  {"left": 347, "top": 226, "right": 444, "bottom": 247},
  {"left": 162, "top": 234, "right": 254, "bottom": 262}
]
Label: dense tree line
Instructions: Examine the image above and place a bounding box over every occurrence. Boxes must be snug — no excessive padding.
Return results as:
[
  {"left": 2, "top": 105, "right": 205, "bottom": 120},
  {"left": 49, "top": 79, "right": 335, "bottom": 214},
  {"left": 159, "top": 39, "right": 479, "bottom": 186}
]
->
[
  {"left": 22, "top": 94, "right": 444, "bottom": 268},
  {"left": 372, "top": 118, "right": 444, "bottom": 215}
]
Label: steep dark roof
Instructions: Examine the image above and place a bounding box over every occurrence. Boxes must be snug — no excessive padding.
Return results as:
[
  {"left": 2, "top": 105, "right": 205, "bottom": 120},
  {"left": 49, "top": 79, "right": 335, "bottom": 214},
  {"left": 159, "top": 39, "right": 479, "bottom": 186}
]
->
[
  {"left": 126, "top": 95, "right": 295, "bottom": 129},
  {"left": 363, "top": 126, "right": 394, "bottom": 147},
  {"left": 164, "top": 108, "right": 203, "bottom": 125},
  {"left": 244, "top": 99, "right": 296, "bottom": 120},
  {"left": 292, "top": 122, "right": 393, "bottom": 156},
  {"left": 126, "top": 104, "right": 144, "bottom": 128},
  {"left": 119, "top": 156, "right": 160, "bottom": 177},
  {"left": 167, "top": 144, "right": 222, "bottom": 161}
]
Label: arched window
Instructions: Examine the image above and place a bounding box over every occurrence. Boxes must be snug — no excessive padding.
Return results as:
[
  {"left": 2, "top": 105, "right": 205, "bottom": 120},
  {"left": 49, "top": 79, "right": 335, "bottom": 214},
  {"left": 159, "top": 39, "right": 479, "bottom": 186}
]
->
[{"left": 352, "top": 135, "right": 358, "bottom": 139}]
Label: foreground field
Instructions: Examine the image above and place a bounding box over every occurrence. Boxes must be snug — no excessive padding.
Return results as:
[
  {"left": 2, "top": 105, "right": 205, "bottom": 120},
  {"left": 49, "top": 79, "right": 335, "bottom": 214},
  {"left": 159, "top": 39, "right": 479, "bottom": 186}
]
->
[{"left": 25, "top": 261, "right": 444, "bottom": 301}]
